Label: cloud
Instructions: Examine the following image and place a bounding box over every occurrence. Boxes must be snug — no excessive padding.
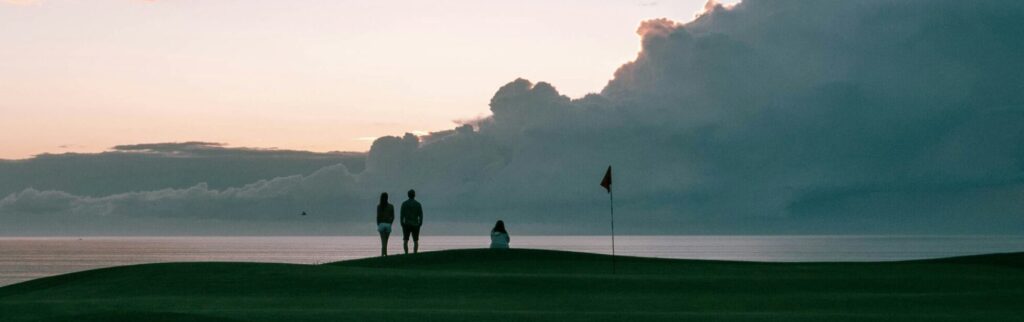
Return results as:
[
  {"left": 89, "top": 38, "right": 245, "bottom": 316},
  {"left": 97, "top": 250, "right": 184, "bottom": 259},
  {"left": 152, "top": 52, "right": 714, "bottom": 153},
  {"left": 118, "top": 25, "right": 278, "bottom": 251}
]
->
[
  {"left": 112, "top": 141, "right": 225, "bottom": 151},
  {"left": 0, "top": 143, "right": 364, "bottom": 198},
  {"left": 636, "top": 18, "right": 678, "bottom": 39},
  {"left": 0, "top": 163, "right": 358, "bottom": 219},
  {"left": 0, "top": 164, "right": 367, "bottom": 235},
  {"left": 108, "top": 141, "right": 348, "bottom": 158},
  {"left": 3, "top": 0, "right": 1023, "bottom": 235}
]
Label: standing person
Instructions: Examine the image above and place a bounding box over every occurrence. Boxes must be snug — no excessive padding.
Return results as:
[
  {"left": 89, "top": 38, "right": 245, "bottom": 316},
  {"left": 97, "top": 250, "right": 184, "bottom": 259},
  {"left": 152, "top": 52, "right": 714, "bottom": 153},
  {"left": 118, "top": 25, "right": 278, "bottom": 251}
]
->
[
  {"left": 376, "top": 192, "right": 394, "bottom": 256},
  {"left": 490, "top": 220, "right": 510, "bottom": 249},
  {"left": 400, "top": 189, "right": 423, "bottom": 254}
]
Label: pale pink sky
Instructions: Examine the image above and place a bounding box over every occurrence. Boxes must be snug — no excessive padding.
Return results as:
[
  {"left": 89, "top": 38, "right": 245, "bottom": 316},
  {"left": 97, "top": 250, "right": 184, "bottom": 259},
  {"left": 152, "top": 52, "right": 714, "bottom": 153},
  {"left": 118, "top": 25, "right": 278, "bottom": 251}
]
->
[{"left": 0, "top": 0, "right": 735, "bottom": 159}]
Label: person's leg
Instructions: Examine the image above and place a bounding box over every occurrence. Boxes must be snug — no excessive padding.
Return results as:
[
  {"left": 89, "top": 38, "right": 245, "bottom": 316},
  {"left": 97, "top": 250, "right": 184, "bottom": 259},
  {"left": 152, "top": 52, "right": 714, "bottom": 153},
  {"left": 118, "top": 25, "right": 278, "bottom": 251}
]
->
[
  {"left": 379, "top": 230, "right": 389, "bottom": 256},
  {"left": 402, "top": 225, "right": 411, "bottom": 254},
  {"left": 412, "top": 226, "right": 420, "bottom": 254}
]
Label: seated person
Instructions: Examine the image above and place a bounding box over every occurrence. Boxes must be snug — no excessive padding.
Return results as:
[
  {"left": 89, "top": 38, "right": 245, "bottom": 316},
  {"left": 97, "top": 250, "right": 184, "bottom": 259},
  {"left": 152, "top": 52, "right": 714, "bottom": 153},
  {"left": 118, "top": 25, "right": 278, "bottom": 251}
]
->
[{"left": 490, "top": 220, "right": 510, "bottom": 249}]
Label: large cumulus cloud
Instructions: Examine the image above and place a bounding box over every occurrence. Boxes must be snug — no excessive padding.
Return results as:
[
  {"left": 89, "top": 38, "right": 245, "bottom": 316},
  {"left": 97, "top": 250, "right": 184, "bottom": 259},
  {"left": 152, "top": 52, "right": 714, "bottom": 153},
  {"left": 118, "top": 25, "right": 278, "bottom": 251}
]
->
[{"left": 3, "top": 0, "right": 1023, "bottom": 234}]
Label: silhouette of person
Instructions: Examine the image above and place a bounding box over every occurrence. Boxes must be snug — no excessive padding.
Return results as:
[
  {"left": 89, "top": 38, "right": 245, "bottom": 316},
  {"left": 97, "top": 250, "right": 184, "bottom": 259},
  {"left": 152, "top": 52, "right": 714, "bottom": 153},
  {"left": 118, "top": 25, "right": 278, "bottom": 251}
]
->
[
  {"left": 490, "top": 220, "right": 510, "bottom": 249},
  {"left": 400, "top": 189, "right": 423, "bottom": 254},
  {"left": 376, "top": 192, "right": 394, "bottom": 256}
]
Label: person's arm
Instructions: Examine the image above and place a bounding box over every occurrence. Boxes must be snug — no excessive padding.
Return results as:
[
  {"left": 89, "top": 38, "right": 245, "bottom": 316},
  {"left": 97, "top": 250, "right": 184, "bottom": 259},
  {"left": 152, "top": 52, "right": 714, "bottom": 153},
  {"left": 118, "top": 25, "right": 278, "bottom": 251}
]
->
[
  {"left": 416, "top": 203, "right": 424, "bottom": 226},
  {"left": 399, "top": 203, "right": 407, "bottom": 225}
]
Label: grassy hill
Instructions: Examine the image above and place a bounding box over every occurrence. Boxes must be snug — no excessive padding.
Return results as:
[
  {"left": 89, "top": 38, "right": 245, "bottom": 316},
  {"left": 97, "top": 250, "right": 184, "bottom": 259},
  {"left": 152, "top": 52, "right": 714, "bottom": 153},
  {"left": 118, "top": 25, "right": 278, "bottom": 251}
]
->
[{"left": 1, "top": 249, "right": 1022, "bottom": 321}]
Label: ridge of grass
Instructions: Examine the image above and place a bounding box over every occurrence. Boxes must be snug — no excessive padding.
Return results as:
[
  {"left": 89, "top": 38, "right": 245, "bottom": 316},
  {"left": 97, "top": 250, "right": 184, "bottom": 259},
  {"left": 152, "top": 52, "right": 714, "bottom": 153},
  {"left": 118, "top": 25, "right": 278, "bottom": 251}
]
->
[{"left": 2, "top": 249, "right": 1022, "bottom": 321}]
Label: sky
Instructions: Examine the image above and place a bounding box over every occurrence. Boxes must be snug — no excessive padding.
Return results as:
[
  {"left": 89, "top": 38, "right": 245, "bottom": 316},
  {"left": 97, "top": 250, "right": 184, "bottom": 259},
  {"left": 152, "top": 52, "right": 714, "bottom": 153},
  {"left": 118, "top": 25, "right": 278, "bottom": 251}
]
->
[
  {"left": 1, "top": 0, "right": 735, "bottom": 159},
  {"left": 1, "top": 0, "right": 1022, "bottom": 236}
]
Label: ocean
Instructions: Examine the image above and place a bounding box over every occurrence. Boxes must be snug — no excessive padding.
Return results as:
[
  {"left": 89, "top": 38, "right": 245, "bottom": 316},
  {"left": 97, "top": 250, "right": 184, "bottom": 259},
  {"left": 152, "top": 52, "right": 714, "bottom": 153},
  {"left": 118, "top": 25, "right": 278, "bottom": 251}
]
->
[{"left": 2, "top": 235, "right": 1023, "bottom": 286}]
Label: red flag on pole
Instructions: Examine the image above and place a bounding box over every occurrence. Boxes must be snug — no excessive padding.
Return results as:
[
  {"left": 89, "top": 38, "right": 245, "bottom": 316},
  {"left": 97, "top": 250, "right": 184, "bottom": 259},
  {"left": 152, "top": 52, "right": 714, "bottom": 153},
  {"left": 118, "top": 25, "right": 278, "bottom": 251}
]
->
[{"left": 600, "top": 166, "right": 612, "bottom": 193}]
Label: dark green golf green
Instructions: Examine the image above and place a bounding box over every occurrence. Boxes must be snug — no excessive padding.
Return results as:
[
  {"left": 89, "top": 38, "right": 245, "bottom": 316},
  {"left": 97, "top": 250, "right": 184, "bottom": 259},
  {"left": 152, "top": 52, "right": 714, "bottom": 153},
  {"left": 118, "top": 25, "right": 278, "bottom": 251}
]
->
[{"left": 2, "top": 249, "right": 1022, "bottom": 321}]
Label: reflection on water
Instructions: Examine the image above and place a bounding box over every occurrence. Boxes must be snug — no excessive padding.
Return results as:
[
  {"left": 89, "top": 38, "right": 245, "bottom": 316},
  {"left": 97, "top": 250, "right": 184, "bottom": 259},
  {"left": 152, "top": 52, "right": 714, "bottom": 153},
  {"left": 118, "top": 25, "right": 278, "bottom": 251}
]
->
[{"left": 1, "top": 235, "right": 1023, "bottom": 286}]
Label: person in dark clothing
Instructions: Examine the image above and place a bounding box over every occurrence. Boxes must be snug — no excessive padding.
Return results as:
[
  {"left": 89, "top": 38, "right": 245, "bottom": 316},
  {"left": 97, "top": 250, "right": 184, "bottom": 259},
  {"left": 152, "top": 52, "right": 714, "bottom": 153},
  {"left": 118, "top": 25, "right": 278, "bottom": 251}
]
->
[
  {"left": 400, "top": 189, "right": 423, "bottom": 254},
  {"left": 376, "top": 192, "right": 394, "bottom": 256}
]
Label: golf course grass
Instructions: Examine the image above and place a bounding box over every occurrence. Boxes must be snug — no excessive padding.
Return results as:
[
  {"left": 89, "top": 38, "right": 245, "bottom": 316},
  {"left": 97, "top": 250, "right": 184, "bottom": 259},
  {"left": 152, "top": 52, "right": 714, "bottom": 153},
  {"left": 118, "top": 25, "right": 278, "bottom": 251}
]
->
[{"left": 1, "top": 249, "right": 1022, "bottom": 321}]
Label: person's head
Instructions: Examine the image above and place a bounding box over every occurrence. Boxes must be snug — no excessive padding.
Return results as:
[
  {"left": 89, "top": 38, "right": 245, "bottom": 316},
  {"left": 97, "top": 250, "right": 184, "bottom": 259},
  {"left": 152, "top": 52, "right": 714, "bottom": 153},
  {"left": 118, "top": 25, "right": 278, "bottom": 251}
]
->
[
  {"left": 407, "top": 189, "right": 416, "bottom": 199},
  {"left": 379, "top": 192, "right": 389, "bottom": 205},
  {"left": 492, "top": 220, "right": 507, "bottom": 234}
]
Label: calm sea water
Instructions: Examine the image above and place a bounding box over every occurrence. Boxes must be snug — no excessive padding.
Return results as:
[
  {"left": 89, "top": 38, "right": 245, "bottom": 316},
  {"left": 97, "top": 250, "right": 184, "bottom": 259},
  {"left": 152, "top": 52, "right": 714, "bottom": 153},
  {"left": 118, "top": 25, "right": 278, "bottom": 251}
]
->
[{"left": 1, "top": 235, "right": 1023, "bottom": 286}]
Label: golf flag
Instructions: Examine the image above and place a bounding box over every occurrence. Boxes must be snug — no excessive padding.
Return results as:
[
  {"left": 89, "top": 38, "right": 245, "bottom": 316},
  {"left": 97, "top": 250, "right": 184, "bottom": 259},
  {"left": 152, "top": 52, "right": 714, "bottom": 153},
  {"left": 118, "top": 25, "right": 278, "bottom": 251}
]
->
[
  {"left": 600, "top": 166, "right": 612, "bottom": 193},
  {"left": 600, "top": 165, "right": 616, "bottom": 273}
]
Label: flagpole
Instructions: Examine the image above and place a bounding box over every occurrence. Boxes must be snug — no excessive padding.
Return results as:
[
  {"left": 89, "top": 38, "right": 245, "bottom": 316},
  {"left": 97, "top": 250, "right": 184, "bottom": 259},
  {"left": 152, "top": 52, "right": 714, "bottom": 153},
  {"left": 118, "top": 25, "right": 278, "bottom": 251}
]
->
[
  {"left": 599, "top": 165, "right": 615, "bottom": 275},
  {"left": 610, "top": 187, "right": 616, "bottom": 274}
]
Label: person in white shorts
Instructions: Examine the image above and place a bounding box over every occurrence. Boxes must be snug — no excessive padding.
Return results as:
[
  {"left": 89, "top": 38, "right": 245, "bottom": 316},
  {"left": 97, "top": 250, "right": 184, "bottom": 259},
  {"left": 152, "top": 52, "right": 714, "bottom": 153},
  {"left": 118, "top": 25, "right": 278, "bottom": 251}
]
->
[{"left": 376, "top": 192, "right": 395, "bottom": 256}]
